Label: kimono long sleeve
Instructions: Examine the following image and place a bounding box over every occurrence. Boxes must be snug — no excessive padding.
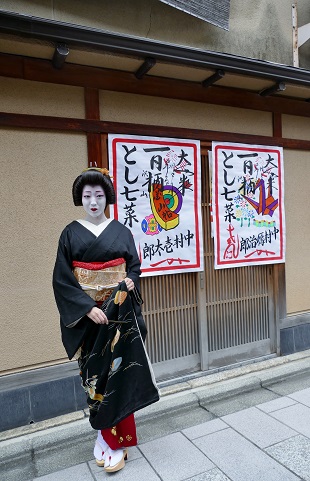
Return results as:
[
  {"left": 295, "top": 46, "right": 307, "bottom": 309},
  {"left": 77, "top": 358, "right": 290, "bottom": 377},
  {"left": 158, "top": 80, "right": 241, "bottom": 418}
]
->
[
  {"left": 124, "top": 228, "right": 141, "bottom": 288},
  {"left": 53, "top": 228, "right": 97, "bottom": 327},
  {"left": 53, "top": 228, "right": 97, "bottom": 358}
]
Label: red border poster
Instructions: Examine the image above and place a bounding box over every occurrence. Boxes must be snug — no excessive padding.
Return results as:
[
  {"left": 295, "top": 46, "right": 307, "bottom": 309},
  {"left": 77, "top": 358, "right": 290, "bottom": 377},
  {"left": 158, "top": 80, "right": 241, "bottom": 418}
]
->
[
  {"left": 109, "top": 134, "right": 203, "bottom": 276},
  {"left": 212, "top": 142, "right": 285, "bottom": 269}
]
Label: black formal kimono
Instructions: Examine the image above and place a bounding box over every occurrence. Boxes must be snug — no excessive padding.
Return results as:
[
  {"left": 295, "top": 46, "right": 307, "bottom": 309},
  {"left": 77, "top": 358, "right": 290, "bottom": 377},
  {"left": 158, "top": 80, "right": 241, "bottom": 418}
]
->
[
  {"left": 53, "top": 219, "right": 147, "bottom": 359},
  {"left": 53, "top": 219, "right": 159, "bottom": 429}
]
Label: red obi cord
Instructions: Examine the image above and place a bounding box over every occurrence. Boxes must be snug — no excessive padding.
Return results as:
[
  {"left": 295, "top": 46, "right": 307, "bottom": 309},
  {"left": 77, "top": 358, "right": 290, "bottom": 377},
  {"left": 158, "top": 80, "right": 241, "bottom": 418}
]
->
[
  {"left": 72, "top": 258, "right": 126, "bottom": 270},
  {"left": 101, "top": 414, "right": 137, "bottom": 449}
]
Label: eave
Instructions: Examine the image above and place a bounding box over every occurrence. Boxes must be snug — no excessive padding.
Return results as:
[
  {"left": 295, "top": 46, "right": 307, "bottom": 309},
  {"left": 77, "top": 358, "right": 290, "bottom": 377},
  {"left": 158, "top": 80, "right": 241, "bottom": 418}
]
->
[{"left": 0, "top": 9, "right": 310, "bottom": 88}]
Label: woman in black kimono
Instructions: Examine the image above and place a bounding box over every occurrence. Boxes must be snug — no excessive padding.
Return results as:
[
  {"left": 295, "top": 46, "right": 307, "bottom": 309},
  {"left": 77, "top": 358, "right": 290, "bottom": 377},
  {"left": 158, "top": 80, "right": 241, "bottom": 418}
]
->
[{"left": 53, "top": 168, "right": 159, "bottom": 473}]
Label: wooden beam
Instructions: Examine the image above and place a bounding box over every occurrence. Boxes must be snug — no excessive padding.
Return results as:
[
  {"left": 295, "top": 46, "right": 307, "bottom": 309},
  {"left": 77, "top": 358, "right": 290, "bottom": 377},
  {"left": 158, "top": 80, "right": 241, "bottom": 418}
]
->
[
  {"left": 1, "top": 111, "right": 310, "bottom": 151},
  {"left": 0, "top": 53, "right": 24, "bottom": 78},
  {"left": 1, "top": 53, "right": 310, "bottom": 118},
  {"left": 0, "top": 111, "right": 102, "bottom": 132}
]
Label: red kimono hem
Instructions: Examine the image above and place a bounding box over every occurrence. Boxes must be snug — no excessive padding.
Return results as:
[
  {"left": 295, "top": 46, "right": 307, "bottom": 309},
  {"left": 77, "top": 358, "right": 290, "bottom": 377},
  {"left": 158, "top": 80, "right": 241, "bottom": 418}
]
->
[{"left": 101, "top": 413, "right": 137, "bottom": 450}]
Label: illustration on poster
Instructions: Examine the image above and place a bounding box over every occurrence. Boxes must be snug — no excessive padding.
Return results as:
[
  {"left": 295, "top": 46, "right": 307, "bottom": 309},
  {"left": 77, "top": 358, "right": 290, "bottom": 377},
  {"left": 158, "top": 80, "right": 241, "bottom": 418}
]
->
[
  {"left": 109, "top": 135, "right": 203, "bottom": 276},
  {"left": 212, "top": 142, "right": 285, "bottom": 269}
]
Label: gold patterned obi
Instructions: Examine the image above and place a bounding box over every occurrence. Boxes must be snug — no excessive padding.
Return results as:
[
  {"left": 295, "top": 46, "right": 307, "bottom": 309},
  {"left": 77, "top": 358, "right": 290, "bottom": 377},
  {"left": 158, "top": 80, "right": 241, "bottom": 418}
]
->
[{"left": 73, "top": 258, "right": 126, "bottom": 302}]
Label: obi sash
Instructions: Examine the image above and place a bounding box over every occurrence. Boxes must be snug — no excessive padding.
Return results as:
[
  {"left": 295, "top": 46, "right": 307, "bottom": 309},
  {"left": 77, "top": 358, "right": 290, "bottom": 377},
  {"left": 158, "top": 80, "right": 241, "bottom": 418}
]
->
[{"left": 73, "top": 258, "right": 126, "bottom": 302}]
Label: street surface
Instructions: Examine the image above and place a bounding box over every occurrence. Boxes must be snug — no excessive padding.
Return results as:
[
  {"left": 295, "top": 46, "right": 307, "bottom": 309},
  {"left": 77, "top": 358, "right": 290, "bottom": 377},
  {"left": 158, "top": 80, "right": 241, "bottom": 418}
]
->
[{"left": 31, "top": 372, "right": 310, "bottom": 481}]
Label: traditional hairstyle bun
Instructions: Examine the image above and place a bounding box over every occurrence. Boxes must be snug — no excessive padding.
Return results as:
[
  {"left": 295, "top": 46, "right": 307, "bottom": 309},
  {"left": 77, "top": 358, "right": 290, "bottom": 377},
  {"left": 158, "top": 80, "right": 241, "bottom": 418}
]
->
[{"left": 72, "top": 168, "right": 116, "bottom": 206}]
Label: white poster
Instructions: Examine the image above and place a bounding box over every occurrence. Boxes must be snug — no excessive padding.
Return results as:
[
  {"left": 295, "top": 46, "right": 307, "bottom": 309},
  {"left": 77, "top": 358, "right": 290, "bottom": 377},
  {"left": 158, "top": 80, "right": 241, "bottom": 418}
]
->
[
  {"left": 109, "top": 134, "right": 203, "bottom": 276},
  {"left": 212, "top": 142, "right": 285, "bottom": 269}
]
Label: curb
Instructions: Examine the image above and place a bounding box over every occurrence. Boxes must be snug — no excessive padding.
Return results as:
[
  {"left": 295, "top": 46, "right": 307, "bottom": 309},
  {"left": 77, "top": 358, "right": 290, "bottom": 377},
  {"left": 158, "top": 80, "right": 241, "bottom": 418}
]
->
[
  {"left": 137, "top": 350, "right": 310, "bottom": 419},
  {"left": 1, "top": 350, "right": 310, "bottom": 481}
]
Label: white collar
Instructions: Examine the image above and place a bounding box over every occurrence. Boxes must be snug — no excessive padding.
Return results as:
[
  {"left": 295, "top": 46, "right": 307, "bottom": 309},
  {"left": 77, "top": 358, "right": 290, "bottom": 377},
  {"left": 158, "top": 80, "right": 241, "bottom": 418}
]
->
[{"left": 76, "top": 218, "right": 113, "bottom": 237}]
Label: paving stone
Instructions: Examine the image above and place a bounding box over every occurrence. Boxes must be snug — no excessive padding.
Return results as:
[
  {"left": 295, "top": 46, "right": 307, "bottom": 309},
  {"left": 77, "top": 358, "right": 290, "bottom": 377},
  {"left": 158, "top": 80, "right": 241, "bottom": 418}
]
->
[
  {"left": 182, "top": 419, "right": 228, "bottom": 440},
  {"left": 34, "top": 462, "right": 94, "bottom": 480},
  {"left": 288, "top": 387, "right": 310, "bottom": 407},
  {"left": 222, "top": 406, "right": 297, "bottom": 448},
  {"left": 201, "top": 388, "right": 279, "bottom": 417},
  {"left": 137, "top": 406, "right": 214, "bottom": 443},
  {"left": 184, "top": 468, "right": 231, "bottom": 480},
  {"left": 270, "top": 403, "right": 310, "bottom": 438},
  {"left": 139, "top": 432, "right": 214, "bottom": 481},
  {"left": 256, "top": 396, "right": 297, "bottom": 413},
  {"left": 135, "top": 392, "right": 198, "bottom": 420},
  {"left": 0, "top": 454, "right": 35, "bottom": 481},
  {"left": 34, "top": 433, "right": 94, "bottom": 477},
  {"left": 193, "top": 427, "right": 300, "bottom": 481},
  {"left": 0, "top": 436, "right": 34, "bottom": 481},
  {"left": 123, "top": 445, "right": 142, "bottom": 462},
  {"left": 195, "top": 376, "right": 261, "bottom": 405},
  {"left": 260, "top": 358, "right": 310, "bottom": 386},
  {"left": 266, "top": 434, "right": 310, "bottom": 481},
  {"left": 89, "top": 456, "right": 161, "bottom": 481},
  {"left": 267, "top": 372, "right": 310, "bottom": 396}
]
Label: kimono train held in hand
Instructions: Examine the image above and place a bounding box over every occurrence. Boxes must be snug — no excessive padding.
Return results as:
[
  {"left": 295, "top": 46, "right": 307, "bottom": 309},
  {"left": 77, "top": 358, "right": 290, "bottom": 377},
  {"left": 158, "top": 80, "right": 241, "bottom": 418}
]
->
[{"left": 53, "top": 167, "right": 159, "bottom": 473}]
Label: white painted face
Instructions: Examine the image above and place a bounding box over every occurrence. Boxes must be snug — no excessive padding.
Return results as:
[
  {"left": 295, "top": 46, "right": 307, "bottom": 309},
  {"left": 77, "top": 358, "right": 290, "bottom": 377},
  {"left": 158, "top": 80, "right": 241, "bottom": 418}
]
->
[{"left": 82, "top": 184, "right": 107, "bottom": 218}]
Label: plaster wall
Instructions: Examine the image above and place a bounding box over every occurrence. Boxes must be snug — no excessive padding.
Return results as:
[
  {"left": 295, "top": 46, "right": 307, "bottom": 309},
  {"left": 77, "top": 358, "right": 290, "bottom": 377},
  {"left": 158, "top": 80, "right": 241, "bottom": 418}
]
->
[
  {"left": 0, "top": 0, "right": 303, "bottom": 67},
  {"left": 284, "top": 149, "right": 310, "bottom": 315},
  {"left": 282, "top": 114, "right": 310, "bottom": 141},
  {"left": 0, "top": 128, "right": 87, "bottom": 373},
  {"left": 99, "top": 90, "right": 273, "bottom": 136},
  {"left": 0, "top": 66, "right": 309, "bottom": 375},
  {"left": 0, "top": 76, "right": 85, "bottom": 118}
]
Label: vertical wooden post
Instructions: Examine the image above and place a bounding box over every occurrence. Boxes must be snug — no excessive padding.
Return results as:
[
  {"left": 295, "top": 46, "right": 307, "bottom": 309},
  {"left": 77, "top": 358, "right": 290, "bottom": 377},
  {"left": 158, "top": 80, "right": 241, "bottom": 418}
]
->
[
  {"left": 273, "top": 112, "right": 282, "bottom": 138},
  {"left": 84, "top": 87, "right": 100, "bottom": 120},
  {"left": 84, "top": 87, "right": 102, "bottom": 167},
  {"left": 198, "top": 149, "right": 210, "bottom": 371},
  {"left": 272, "top": 112, "right": 285, "bottom": 355},
  {"left": 101, "top": 133, "right": 108, "bottom": 169},
  {"left": 197, "top": 270, "right": 209, "bottom": 370},
  {"left": 272, "top": 263, "right": 287, "bottom": 355}
]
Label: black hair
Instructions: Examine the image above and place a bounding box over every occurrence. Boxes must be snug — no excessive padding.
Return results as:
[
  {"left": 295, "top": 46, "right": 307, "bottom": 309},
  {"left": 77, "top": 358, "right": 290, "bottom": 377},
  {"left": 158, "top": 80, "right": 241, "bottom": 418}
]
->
[{"left": 72, "top": 169, "right": 116, "bottom": 206}]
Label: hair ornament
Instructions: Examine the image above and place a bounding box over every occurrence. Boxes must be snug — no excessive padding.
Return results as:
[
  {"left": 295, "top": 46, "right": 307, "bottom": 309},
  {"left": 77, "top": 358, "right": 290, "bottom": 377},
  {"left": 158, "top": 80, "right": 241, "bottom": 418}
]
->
[
  {"left": 82, "top": 167, "right": 110, "bottom": 177},
  {"left": 73, "top": 166, "right": 115, "bottom": 206}
]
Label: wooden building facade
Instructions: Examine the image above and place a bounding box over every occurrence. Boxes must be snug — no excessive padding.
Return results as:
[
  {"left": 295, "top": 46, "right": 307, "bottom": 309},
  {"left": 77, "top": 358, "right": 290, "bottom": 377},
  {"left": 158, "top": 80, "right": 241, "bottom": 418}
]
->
[{"left": 0, "top": 1, "right": 310, "bottom": 428}]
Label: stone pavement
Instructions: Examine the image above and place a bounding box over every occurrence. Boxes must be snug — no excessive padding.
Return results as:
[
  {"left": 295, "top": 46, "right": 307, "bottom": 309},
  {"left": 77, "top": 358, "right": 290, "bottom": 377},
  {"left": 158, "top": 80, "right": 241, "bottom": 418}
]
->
[
  {"left": 1, "top": 350, "right": 310, "bottom": 481},
  {"left": 33, "top": 382, "right": 310, "bottom": 481}
]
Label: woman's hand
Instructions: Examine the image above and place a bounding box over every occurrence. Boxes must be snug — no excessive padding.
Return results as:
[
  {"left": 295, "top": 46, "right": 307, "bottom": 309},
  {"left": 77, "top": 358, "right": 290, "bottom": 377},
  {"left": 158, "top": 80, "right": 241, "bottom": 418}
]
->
[
  {"left": 124, "top": 277, "right": 135, "bottom": 291},
  {"left": 86, "top": 307, "right": 109, "bottom": 324}
]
